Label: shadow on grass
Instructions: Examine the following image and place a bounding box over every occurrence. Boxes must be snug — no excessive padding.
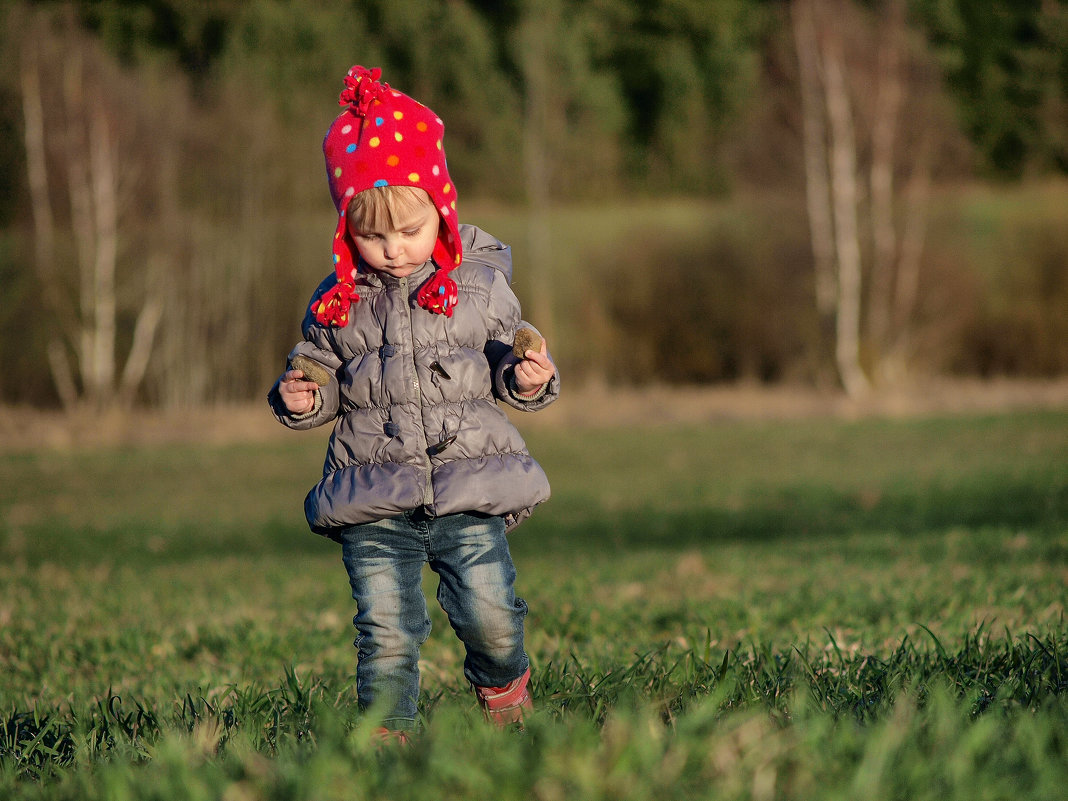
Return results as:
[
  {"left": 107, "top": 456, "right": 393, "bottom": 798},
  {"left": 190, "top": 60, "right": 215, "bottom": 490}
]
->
[
  {"left": 4, "top": 473, "right": 1064, "bottom": 567},
  {"left": 515, "top": 473, "right": 1067, "bottom": 555}
]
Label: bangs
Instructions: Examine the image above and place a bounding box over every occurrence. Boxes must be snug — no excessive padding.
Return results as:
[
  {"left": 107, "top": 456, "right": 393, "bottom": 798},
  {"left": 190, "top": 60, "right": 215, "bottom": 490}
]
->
[{"left": 348, "top": 186, "right": 433, "bottom": 232}]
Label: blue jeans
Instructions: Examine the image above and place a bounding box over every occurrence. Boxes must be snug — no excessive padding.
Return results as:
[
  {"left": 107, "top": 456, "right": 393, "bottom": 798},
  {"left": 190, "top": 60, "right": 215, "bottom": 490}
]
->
[{"left": 339, "top": 510, "right": 529, "bottom": 730}]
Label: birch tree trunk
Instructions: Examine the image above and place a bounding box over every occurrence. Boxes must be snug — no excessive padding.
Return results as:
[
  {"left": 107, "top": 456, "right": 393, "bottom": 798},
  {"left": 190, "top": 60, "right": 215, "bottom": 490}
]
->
[
  {"left": 792, "top": 0, "right": 933, "bottom": 394},
  {"left": 868, "top": 0, "right": 931, "bottom": 386},
  {"left": 821, "top": 24, "right": 870, "bottom": 398},
  {"left": 62, "top": 48, "right": 97, "bottom": 401},
  {"left": 791, "top": 0, "right": 841, "bottom": 387},
  {"left": 20, "top": 30, "right": 79, "bottom": 409},
  {"left": 61, "top": 48, "right": 122, "bottom": 408},
  {"left": 791, "top": 0, "right": 837, "bottom": 321},
  {"left": 88, "top": 102, "right": 119, "bottom": 404}
]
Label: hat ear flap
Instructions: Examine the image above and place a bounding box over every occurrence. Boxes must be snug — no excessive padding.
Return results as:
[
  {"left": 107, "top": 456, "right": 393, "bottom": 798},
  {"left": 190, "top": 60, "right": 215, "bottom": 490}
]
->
[
  {"left": 432, "top": 238, "right": 454, "bottom": 270},
  {"left": 312, "top": 208, "right": 361, "bottom": 327},
  {"left": 332, "top": 208, "right": 359, "bottom": 282}
]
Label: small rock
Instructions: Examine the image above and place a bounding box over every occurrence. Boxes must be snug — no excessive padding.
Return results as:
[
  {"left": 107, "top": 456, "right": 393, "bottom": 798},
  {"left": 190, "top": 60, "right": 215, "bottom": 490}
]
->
[
  {"left": 289, "top": 355, "right": 332, "bottom": 386},
  {"left": 512, "top": 328, "right": 543, "bottom": 359}
]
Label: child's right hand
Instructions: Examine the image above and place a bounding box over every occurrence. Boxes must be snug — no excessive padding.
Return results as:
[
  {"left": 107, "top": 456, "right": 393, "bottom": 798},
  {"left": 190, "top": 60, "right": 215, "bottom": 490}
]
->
[{"left": 279, "top": 370, "right": 318, "bottom": 414}]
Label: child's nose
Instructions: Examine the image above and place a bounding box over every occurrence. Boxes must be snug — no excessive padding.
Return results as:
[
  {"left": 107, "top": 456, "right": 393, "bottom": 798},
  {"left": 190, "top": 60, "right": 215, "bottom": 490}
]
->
[{"left": 382, "top": 237, "right": 402, "bottom": 259}]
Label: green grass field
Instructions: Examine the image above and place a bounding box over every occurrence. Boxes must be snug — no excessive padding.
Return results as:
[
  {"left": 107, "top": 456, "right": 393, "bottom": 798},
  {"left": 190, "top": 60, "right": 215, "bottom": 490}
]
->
[{"left": 1, "top": 408, "right": 1066, "bottom": 800}]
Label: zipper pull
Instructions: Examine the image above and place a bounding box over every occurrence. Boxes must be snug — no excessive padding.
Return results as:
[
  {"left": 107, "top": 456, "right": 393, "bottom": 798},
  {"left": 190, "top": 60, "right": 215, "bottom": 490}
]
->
[{"left": 426, "top": 435, "right": 457, "bottom": 456}]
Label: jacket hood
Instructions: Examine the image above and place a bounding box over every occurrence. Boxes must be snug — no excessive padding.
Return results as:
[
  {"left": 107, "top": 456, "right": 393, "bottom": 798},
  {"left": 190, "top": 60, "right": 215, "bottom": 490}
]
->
[{"left": 458, "top": 224, "right": 513, "bottom": 285}]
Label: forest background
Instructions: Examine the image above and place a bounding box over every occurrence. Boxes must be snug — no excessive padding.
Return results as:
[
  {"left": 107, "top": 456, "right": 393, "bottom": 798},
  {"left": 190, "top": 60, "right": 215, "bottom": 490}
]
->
[{"left": 1, "top": 0, "right": 1067, "bottom": 412}]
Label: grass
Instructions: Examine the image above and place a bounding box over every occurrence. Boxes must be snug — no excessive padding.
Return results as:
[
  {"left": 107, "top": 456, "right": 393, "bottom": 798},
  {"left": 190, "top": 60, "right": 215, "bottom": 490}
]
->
[{"left": 0, "top": 408, "right": 1065, "bottom": 799}]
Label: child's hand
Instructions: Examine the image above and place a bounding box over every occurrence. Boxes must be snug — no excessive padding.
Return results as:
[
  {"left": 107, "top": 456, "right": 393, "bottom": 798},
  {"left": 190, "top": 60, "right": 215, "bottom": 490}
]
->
[
  {"left": 514, "top": 339, "right": 554, "bottom": 395},
  {"left": 279, "top": 370, "right": 318, "bottom": 414}
]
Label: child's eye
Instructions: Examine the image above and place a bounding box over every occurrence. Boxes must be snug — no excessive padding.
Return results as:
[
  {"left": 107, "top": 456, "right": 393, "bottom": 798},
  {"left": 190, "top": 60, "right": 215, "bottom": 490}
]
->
[{"left": 403, "top": 228, "right": 422, "bottom": 237}]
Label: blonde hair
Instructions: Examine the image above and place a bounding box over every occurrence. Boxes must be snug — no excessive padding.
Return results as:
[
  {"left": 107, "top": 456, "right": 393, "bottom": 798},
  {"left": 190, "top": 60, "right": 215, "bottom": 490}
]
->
[{"left": 347, "top": 185, "right": 434, "bottom": 233}]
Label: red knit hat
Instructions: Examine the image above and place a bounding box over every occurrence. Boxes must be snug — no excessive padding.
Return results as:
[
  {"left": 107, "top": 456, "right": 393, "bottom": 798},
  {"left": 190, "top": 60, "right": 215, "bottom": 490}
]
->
[{"left": 314, "top": 66, "right": 462, "bottom": 326}]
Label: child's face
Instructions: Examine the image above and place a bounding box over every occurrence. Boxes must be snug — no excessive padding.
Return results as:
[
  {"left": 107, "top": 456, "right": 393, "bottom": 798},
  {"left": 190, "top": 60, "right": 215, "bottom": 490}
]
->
[{"left": 348, "top": 197, "right": 440, "bottom": 279}]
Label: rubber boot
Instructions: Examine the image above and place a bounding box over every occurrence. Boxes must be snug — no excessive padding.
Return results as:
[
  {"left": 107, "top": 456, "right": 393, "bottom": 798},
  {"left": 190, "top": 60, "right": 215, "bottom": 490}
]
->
[
  {"left": 473, "top": 667, "right": 533, "bottom": 726},
  {"left": 372, "top": 726, "right": 412, "bottom": 746}
]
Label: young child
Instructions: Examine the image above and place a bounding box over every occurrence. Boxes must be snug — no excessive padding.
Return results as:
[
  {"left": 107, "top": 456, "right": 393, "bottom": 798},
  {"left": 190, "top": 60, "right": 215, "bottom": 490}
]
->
[{"left": 268, "top": 66, "right": 558, "bottom": 736}]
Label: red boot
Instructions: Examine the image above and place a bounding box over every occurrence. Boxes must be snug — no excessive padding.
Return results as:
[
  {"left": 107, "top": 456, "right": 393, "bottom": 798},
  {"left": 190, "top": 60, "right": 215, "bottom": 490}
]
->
[
  {"left": 372, "top": 726, "right": 412, "bottom": 746},
  {"left": 474, "top": 668, "right": 533, "bottom": 726}
]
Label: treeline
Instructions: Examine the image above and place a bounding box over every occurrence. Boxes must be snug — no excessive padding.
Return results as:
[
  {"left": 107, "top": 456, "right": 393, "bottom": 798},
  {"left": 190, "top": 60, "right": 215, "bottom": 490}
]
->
[{"left": 1, "top": 0, "right": 1066, "bottom": 408}]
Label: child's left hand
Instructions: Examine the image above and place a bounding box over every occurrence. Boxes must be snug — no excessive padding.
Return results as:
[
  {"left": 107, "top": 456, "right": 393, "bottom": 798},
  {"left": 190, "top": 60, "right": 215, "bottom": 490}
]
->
[{"left": 514, "top": 339, "right": 555, "bottom": 395}]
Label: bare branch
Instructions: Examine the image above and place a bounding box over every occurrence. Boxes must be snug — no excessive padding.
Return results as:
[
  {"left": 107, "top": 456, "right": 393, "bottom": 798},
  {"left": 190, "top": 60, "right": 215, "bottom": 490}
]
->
[
  {"left": 119, "top": 257, "right": 166, "bottom": 407},
  {"left": 46, "top": 341, "right": 79, "bottom": 411}
]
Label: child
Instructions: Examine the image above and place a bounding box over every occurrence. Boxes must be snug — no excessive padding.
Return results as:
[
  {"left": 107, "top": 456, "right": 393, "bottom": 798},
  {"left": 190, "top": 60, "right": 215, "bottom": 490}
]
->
[{"left": 268, "top": 66, "right": 558, "bottom": 736}]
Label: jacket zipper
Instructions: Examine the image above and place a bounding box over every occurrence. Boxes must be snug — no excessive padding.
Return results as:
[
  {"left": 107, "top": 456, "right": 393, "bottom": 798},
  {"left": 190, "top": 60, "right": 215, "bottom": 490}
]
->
[{"left": 398, "top": 276, "right": 435, "bottom": 506}]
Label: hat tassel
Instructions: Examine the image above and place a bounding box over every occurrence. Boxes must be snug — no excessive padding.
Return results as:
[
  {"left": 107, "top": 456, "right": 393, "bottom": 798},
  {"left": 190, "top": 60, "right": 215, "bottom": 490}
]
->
[{"left": 417, "top": 269, "right": 459, "bottom": 317}]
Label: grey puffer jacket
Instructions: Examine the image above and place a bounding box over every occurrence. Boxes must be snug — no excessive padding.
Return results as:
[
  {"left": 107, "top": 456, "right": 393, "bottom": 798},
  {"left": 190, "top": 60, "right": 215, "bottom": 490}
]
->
[{"left": 268, "top": 225, "right": 558, "bottom": 539}]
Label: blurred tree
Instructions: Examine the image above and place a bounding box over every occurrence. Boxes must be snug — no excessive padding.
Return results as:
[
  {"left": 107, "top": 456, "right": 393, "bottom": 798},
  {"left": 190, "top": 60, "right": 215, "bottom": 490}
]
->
[
  {"left": 67, "top": 0, "right": 239, "bottom": 79},
  {"left": 791, "top": 0, "right": 948, "bottom": 395},
  {"left": 136, "top": 0, "right": 362, "bottom": 407},
  {"left": 586, "top": 0, "right": 764, "bottom": 193},
  {"left": 342, "top": 0, "right": 524, "bottom": 199},
  {"left": 18, "top": 4, "right": 166, "bottom": 409},
  {"left": 793, "top": 0, "right": 866, "bottom": 395},
  {"left": 510, "top": 0, "right": 628, "bottom": 199},
  {"left": 911, "top": 0, "right": 1068, "bottom": 177},
  {"left": 510, "top": 0, "right": 632, "bottom": 344},
  {"left": 3, "top": 0, "right": 1067, "bottom": 409}
]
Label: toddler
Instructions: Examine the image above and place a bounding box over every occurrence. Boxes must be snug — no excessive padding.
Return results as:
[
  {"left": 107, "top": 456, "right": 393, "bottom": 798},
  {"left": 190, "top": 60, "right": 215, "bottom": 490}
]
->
[{"left": 268, "top": 66, "right": 558, "bottom": 736}]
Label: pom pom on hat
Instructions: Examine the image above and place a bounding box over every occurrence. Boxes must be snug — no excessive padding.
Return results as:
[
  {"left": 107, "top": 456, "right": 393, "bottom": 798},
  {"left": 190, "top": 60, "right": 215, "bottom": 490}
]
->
[{"left": 316, "top": 66, "right": 463, "bottom": 326}]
